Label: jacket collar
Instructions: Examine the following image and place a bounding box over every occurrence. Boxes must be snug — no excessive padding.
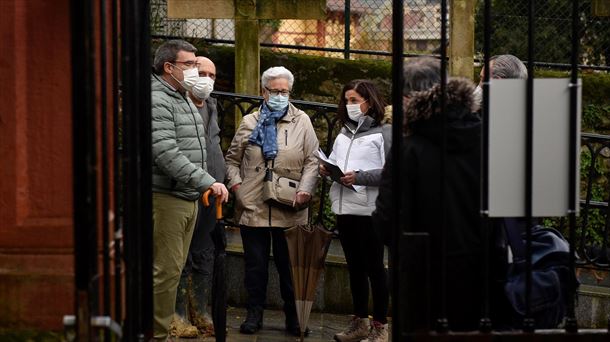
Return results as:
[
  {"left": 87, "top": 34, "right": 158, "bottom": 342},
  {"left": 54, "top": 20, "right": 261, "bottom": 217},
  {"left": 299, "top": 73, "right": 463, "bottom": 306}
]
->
[
  {"left": 343, "top": 115, "right": 376, "bottom": 134},
  {"left": 151, "top": 73, "right": 185, "bottom": 99}
]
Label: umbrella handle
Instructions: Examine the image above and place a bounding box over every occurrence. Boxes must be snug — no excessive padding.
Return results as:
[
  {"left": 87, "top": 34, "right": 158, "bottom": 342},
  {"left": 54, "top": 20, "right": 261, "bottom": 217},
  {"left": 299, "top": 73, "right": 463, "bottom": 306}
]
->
[{"left": 202, "top": 189, "right": 223, "bottom": 220}]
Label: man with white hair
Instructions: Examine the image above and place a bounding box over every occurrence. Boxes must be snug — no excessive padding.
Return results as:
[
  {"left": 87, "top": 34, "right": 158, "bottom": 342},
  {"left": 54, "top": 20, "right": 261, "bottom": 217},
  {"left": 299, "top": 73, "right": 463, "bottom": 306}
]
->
[{"left": 474, "top": 54, "right": 528, "bottom": 104}]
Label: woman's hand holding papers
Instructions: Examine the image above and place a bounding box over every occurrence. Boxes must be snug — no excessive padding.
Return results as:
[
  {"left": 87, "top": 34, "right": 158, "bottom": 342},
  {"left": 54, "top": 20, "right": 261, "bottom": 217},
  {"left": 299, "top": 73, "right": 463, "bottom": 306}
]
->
[
  {"left": 340, "top": 171, "right": 356, "bottom": 186},
  {"left": 319, "top": 164, "right": 331, "bottom": 177}
]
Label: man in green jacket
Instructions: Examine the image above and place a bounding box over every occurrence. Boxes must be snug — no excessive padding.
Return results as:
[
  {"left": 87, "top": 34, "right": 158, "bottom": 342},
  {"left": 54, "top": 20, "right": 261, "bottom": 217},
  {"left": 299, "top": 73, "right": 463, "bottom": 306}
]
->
[{"left": 151, "top": 39, "right": 228, "bottom": 340}]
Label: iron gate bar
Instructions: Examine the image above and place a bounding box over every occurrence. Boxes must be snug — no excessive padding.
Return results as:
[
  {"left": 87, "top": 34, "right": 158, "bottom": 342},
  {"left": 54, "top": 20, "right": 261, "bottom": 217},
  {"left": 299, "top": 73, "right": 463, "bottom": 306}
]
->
[
  {"left": 400, "top": 330, "right": 610, "bottom": 341},
  {"left": 121, "top": 0, "right": 153, "bottom": 340},
  {"left": 566, "top": 0, "right": 580, "bottom": 333},
  {"left": 111, "top": 0, "right": 123, "bottom": 324},
  {"left": 344, "top": 0, "right": 350, "bottom": 59},
  {"left": 474, "top": 59, "right": 610, "bottom": 72},
  {"left": 99, "top": 0, "right": 111, "bottom": 335},
  {"left": 149, "top": 37, "right": 610, "bottom": 71},
  {"left": 391, "top": 0, "right": 404, "bottom": 340},
  {"left": 151, "top": 35, "right": 446, "bottom": 59},
  {"left": 479, "top": 0, "right": 492, "bottom": 332},
  {"left": 70, "top": 0, "right": 98, "bottom": 339},
  {"left": 437, "top": 0, "right": 449, "bottom": 333},
  {"left": 523, "top": 0, "right": 536, "bottom": 332}
]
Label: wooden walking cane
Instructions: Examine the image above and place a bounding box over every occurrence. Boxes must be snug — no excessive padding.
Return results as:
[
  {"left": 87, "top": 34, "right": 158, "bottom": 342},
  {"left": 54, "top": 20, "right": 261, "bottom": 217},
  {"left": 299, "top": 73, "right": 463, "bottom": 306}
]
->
[{"left": 202, "top": 189, "right": 223, "bottom": 219}]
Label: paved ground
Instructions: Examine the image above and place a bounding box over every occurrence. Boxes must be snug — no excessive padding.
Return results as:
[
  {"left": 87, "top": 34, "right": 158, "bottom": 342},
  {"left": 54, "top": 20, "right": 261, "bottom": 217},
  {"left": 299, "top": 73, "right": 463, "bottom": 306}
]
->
[{"left": 174, "top": 306, "right": 391, "bottom": 342}]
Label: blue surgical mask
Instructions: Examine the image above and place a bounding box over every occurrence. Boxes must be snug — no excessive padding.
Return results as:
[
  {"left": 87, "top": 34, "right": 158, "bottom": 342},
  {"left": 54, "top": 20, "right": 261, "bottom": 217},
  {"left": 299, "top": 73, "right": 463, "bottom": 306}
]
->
[{"left": 267, "top": 94, "right": 289, "bottom": 111}]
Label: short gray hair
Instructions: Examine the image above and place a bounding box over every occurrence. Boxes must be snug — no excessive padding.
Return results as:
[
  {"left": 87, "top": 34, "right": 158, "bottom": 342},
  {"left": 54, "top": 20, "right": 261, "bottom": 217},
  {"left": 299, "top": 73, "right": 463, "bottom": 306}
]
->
[
  {"left": 261, "top": 66, "right": 294, "bottom": 90},
  {"left": 403, "top": 57, "right": 443, "bottom": 95},
  {"left": 490, "top": 54, "right": 528, "bottom": 79},
  {"left": 153, "top": 40, "right": 197, "bottom": 75}
]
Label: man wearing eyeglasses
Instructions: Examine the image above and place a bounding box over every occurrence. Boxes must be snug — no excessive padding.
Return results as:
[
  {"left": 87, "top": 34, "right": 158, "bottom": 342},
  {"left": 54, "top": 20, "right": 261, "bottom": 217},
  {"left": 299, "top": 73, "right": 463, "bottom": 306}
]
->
[{"left": 151, "top": 40, "right": 228, "bottom": 340}]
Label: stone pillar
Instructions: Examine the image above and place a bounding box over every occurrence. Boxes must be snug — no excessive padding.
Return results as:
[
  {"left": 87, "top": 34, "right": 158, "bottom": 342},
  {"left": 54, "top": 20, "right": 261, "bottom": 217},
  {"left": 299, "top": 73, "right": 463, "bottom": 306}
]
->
[
  {"left": 593, "top": 0, "right": 610, "bottom": 17},
  {"left": 234, "top": 0, "right": 260, "bottom": 128},
  {"left": 449, "top": 0, "right": 476, "bottom": 79},
  {"left": 235, "top": 18, "right": 260, "bottom": 127}
]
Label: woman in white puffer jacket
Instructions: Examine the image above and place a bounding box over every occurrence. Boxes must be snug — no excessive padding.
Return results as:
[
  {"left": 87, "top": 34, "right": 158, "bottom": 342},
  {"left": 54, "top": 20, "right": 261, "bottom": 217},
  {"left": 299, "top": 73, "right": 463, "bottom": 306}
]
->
[{"left": 320, "top": 79, "right": 391, "bottom": 342}]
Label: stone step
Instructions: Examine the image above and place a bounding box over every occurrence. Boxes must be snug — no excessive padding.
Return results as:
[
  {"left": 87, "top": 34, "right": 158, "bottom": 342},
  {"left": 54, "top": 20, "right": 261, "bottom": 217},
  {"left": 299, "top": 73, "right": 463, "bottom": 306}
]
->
[
  {"left": 224, "top": 226, "right": 363, "bottom": 314},
  {"left": 223, "top": 226, "right": 610, "bottom": 328}
]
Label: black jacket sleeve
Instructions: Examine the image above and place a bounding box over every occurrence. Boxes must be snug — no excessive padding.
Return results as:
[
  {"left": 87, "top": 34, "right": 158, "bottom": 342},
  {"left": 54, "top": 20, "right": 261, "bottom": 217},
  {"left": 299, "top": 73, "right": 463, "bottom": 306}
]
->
[{"left": 372, "top": 147, "right": 394, "bottom": 245}]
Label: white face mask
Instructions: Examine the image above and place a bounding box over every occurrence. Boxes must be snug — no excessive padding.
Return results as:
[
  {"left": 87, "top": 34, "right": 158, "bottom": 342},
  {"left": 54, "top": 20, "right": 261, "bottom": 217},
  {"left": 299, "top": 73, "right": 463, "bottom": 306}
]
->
[
  {"left": 181, "top": 67, "right": 200, "bottom": 90},
  {"left": 346, "top": 102, "right": 364, "bottom": 122},
  {"left": 191, "top": 76, "right": 214, "bottom": 100},
  {"left": 473, "top": 85, "right": 483, "bottom": 105},
  {"left": 172, "top": 66, "right": 199, "bottom": 91}
]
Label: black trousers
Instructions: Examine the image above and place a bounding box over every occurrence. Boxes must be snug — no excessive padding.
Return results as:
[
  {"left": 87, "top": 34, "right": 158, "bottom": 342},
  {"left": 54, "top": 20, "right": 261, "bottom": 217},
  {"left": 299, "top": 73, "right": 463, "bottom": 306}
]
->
[
  {"left": 240, "top": 226, "right": 296, "bottom": 317},
  {"left": 182, "top": 199, "right": 215, "bottom": 277},
  {"left": 337, "top": 214, "right": 389, "bottom": 323}
]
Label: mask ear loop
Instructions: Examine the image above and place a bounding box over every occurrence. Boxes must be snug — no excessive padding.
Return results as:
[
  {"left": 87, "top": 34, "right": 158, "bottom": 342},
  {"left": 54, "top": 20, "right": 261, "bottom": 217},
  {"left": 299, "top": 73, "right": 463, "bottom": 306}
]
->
[{"left": 167, "top": 62, "right": 182, "bottom": 85}]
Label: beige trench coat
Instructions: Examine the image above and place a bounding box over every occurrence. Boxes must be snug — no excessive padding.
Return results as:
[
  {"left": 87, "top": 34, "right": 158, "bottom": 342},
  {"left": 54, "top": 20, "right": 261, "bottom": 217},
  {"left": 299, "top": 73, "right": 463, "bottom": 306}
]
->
[{"left": 225, "top": 103, "right": 320, "bottom": 228}]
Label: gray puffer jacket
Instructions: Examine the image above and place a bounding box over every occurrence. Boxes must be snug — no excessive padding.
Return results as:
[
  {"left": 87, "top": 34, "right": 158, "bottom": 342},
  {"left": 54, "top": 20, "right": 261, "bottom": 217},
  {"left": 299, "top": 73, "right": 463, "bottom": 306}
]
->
[{"left": 151, "top": 74, "right": 216, "bottom": 201}]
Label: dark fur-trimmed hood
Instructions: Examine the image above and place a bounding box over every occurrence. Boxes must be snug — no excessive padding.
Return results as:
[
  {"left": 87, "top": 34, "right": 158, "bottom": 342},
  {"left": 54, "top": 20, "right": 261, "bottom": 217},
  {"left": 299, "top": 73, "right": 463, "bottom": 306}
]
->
[
  {"left": 405, "top": 78, "right": 479, "bottom": 124},
  {"left": 404, "top": 78, "right": 481, "bottom": 152}
]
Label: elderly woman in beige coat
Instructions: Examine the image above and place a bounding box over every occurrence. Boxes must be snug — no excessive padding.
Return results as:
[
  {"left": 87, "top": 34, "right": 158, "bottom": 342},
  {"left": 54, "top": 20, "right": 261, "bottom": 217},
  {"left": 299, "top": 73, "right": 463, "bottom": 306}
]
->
[{"left": 225, "top": 66, "right": 319, "bottom": 337}]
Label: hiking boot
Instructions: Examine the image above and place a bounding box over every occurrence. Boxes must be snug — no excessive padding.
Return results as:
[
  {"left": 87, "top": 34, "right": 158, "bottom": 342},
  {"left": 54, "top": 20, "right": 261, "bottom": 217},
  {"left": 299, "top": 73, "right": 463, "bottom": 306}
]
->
[
  {"left": 333, "top": 316, "right": 369, "bottom": 342},
  {"left": 360, "top": 320, "right": 388, "bottom": 342},
  {"left": 239, "top": 306, "right": 263, "bottom": 334},
  {"left": 189, "top": 272, "right": 214, "bottom": 336},
  {"left": 169, "top": 315, "right": 198, "bottom": 338},
  {"left": 191, "top": 314, "right": 214, "bottom": 336},
  {"left": 175, "top": 275, "right": 190, "bottom": 319}
]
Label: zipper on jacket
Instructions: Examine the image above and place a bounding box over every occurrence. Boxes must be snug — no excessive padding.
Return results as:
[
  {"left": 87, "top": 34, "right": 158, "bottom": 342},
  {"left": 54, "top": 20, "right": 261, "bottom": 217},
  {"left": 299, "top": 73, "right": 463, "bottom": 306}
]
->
[
  {"left": 268, "top": 204, "right": 272, "bottom": 226},
  {"left": 338, "top": 121, "right": 364, "bottom": 214},
  {"left": 180, "top": 92, "right": 205, "bottom": 168},
  {"left": 285, "top": 129, "right": 288, "bottom": 147}
]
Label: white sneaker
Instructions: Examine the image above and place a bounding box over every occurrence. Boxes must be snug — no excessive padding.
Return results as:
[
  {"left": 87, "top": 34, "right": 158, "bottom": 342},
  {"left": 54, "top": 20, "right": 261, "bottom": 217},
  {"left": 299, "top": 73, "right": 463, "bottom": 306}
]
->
[
  {"left": 360, "top": 320, "right": 388, "bottom": 342},
  {"left": 334, "top": 316, "right": 370, "bottom": 342}
]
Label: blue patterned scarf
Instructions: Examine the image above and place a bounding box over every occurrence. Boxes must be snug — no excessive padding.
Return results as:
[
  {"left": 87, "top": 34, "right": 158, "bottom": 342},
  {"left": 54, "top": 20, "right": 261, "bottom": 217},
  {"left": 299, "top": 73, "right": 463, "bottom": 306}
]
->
[{"left": 249, "top": 102, "right": 288, "bottom": 160}]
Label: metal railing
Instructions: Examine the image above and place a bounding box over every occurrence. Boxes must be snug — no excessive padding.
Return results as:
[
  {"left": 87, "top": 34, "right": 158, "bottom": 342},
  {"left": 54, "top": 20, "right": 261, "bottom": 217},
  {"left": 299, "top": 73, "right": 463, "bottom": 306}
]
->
[{"left": 211, "top": 91, "right": 610, "bottom": 272}]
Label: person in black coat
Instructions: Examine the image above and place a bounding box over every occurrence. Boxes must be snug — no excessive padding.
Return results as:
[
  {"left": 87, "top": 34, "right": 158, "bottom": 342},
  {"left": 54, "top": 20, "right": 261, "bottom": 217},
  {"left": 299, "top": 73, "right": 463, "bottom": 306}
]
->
[{"left": 373, "top": 57, "right": 487, "bottom": 331}]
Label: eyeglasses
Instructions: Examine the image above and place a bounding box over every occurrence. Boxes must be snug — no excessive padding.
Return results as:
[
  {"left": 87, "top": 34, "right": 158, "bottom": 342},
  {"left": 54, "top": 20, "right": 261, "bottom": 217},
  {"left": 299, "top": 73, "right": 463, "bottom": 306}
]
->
[
  {"left": 264, "top": 86, "right": 290, "bottom": 96},
  {"left": 173, "top": 60, "right": 199, "bottom": 68}
]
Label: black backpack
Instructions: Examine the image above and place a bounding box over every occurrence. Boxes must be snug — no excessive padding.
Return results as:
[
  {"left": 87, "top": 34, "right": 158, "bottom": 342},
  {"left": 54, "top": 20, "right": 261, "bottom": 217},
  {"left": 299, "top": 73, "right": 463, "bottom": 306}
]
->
[{"left": 502, "top": 218, "right": 579, "bottom": 329}]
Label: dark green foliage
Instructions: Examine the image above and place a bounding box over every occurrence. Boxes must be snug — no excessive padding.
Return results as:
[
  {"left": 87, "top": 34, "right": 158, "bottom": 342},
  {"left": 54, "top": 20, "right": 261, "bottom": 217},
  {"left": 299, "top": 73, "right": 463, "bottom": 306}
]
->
[{"left": 474, "top": 0, "right": 610, "bottom": 66}]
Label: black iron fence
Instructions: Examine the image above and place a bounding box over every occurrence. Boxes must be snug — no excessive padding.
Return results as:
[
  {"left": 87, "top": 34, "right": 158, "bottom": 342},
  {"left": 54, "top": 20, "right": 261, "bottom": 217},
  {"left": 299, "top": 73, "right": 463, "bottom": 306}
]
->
[
  {"left": 150, "top": 0, "right": 610, "bottom": 69},
  {"left": 212, "top": 91, "right": 610, "bottom": 272}
]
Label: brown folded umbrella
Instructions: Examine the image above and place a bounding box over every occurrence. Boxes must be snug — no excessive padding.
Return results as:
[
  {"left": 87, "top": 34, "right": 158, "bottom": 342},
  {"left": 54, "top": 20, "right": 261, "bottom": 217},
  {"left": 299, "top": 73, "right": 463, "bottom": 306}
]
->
[{"left": 284, "top": 224, "right": 333, "bottom": 342}]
